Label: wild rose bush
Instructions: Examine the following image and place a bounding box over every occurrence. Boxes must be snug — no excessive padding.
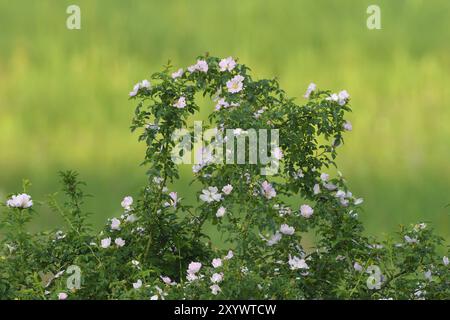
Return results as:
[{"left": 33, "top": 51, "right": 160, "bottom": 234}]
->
[{"left": 1, "top": 55, "right": 448, "bottom": 300}]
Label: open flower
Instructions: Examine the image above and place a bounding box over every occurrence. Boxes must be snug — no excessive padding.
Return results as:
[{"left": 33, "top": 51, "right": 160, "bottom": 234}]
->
[
  {"left": 121, "top": 196, "right": 133, "bottom": 211},
  {"left": 110, "top": 218, "right": 121, "bottom": 231},
  {"left": 199, "top": 187, "right": 222, "bottom": 203},
  {"left": 288, "top": 255, "right": 309, "bottom": 270},
  {"left": 280, "top": 224, "right": 295, "bottom": 235},
  {"left": 187, "top": 262, "right": 202, "bottom": 274},
  {"left": 443, "top": 256, "right": 449, "bottom": 266},
  {"left": 6, "top": 193, "right": 33, "bottom": 209},
  {"left": 338, "top": 90, "right": 350, "bottom": 105},
  {"left": 222, "top": 184, "right": 233, "bottom": 195},
  {"left": 211, "top": 273, "right": 224, "bottom": 283},
  {"left": 129, "top": 80, "right": 150, "bottom": 97},
  {"left": 100, "top": 237, "right": 111, "bottom": 248},
  {"left": 261, "top": 181, "right": 276, "bottom": 199},
  {"left": 188, "top": 60, "right": 208, "bottom": 73},
  {"left": 343, "top": 121, "right": 353, "bottom": 131},
  {"left": 226, "top": 75, "right": 244, "bottom": 93},
  {"left": 216, "top": 206, "right": 226, "bottom": 218},
  {"left": 210, "top": 284, "right": 221, "bottom": 295},
  {"left": 58, "top": 292, "right": 68, "bottom": 300},
  {"left": 171, "top": 68, "right": 183, "bottom": 79},
  {"left": 219, "top": 56, "right": 236, "bottom": 72},
  {"left": 173, "top": 96, "right": 187, "bottom": 109},
  {"left": 212, "top": 258, "right": 222, "bottom": 268},
  {"left": 300, "top": 204, "right": 314, "bottom": 218},
  {"left": 115, "top": 237, "right": 126, "bottom": 247}
]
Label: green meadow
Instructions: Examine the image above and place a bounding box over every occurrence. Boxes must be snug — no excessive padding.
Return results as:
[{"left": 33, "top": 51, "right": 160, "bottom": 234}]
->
[{"left": 0, "top": 0, "right": 448, "bottom": 238}]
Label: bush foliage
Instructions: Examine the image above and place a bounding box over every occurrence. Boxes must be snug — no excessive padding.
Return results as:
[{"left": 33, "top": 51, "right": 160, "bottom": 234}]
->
[{"left": 0, "top": 55, "right": 448, "bottom": 300}]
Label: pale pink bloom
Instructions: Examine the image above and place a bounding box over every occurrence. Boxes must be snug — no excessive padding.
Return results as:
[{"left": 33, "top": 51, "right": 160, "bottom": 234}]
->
[
  {"left": 173, "top": 96, "right": 187, "bottom": 109},
  {"left": 186, "top": 273, "right": 198, "bottom": 282},
  {"left": 226, "top": 75, "right": 244, "bottom": 93},
  {"left": 215, "top": 97, "right": 229, "bottom": 110},
  {"left": 141, "top": 79, "right": 151, "bottom": 89},
  {"left": 160, "top": 276, "right": 176, "bottom": 285},
  {"left": 224, "top": 250, "right": 234, "bottom": 260},
  {"left": 335, "top": 190, "right": 346, "bottom": 198},
  {"left": 216, "top": 206, "right": 226, "bottom": 218},
  {"left": 211, "top": 273, "right": 224, "bottom": 283},
  {"left": 280, "top": 224, "right": 295, "bottom": 235},
  {"left": 212, "top": 258, "right": 222, "bottom": 268},
  {"left": 100, "top": 237, "right": 111, "bottom": 248},
  {"left": 6, "top": 193, "right": 33, "bottom": 209},
  {"left": 188, "top": 60, "right": 208, "bottom": 73},
  {"left": 323, "top": 183, "right": 337, "bottom": 191},
  {"left": 300, "top": 204, "right": 314, "bottom": 218},
  {"left": 272, "top": 147, "right": 283, "bottom": 160},
  {"left": 187, "top": 262, "right": 202, "bottom": 274},
  {"left": 196, "top": 60, "right": 208, "bottom": 72},
  {"left": 199, "top": 187, "right": 222, "bottom": 203},
  {"left": 338, "top": 90, "right": 350, "bottom": 105},
  {"left": 443, "top": 256, "right": 449, "bottom": 266},
  {"left": 222, "top": 184, "right": 233, "bottom": 195},
  {"left": 115, "top": 237, "right": 126, "bottom": 247},
  {"left": 288, "top": 255, "right": 309, "bottom": 270},
  {"left": 210, "top": 284, "right": 221, "bottom": 295},
  {"left": 58, "top": 292, "right": 68, "bottom": 300},
  {"left": 219, "top": 56, "right": 236, "bottom": 72},
  {"left": 171, "top": 68, "right": 183, "bottom": 79},
  {"left": 343, "top": 121, "right": 353, "bottom": 131},
  {"left": 320, "top": 173, "right": 329, "bottom": 182},
  {"left": 304, "top": 82, "right": 316, "bottom": 98},
  {"left": 110, "top": 218, "right": 121, "bottom": 231},
  {"left": 261, "top": 181, "right": 276, "bottom": 199},
  {"left": 169, "top": 192, "right": 178, "bottom": 208},
  {"left": 326, "top": 93, "right": 339, "bottom": 102},
  {"left": 121, "top": 196, "right": 133, "bottom": 211}
]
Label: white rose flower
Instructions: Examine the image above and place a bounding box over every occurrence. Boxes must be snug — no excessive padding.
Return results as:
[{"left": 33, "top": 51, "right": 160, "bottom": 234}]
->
[
  {"left": 212, "top": 258, "right": 222, "bottom": 268},
  {"left": 115, "top": 237, "right": 126, "bottom": 247},
  {"left": 173, "top": 96, "right": 187, "bottom": 109},
  {"left": 100, "top": 237, "right": 111, "bottom": 248},
  {"left": 219, "top": 56, "right": 236, "bottom": 72},
  {"left": 226, "top": 75, "right": 244, "bottom": 93},
  {"left": 300, "top": 204, "right": 314, "bottom": 218},
  {"left": 110, "top": 218, "right": 121, "bottom": 231},
  {"left": 6, "top": 193, "right": 33, "bottom": 209},
  {"left": 222, "top": 184, "right": 233, "bottom": 195},
  {"left": 121, "top": 196, "right": 133, "bottom": 211},
  {"left": 280, "top": 224, "right": 295, "bottom": 235}
]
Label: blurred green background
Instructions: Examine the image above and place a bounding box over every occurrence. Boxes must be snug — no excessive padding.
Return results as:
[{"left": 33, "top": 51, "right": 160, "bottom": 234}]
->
[{"left": 0, "top": 0, "right": 448, "bottom": 238}]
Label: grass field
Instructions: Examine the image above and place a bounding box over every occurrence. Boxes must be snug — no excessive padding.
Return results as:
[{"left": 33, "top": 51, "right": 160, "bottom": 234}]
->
[{"left": 0, "top": 0, "right": 449, "bottom": 238}]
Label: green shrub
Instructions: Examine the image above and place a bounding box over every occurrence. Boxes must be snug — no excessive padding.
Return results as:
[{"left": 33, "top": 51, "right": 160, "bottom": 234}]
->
[{"left": 1, "top": 55, "right": 448, "bottom": 300}]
